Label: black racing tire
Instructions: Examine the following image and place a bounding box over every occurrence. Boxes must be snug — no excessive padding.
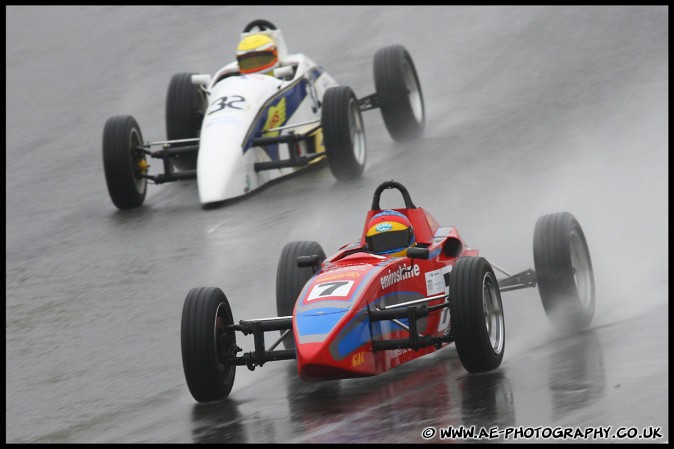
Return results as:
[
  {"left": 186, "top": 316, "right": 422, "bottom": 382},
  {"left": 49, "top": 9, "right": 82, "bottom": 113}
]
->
[
  {"left": 243, "top": 19, "right": 277, "bottom": 32},
  {"left": 533, "top": 212, "right": 595, "bottom": 333},
  {"left": 321, "top": 85, "right": 366, "bottom": 180},
  {"left": 166, "top": 72, "right": 205, "bottom": 171},
  {"left": 181, "top": 287, "right": 237, "bottom": 402},
  {"left": 373, "top": 45, "right": 425, "bottom": 142},
  {"left": 449, "top": 256, "right": 505, "bottom": 373},
  {"left": 102, "top": 115, "right": 147, "bottom": 210},
  {"left": 276, "top": 241, "right": 326, "bottom": 350}
]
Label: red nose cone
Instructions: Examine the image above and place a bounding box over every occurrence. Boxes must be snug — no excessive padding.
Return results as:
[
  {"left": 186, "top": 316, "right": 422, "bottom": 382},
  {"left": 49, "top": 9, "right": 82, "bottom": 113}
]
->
[
  {"left": 296, "top": 342, "right": 338, "bottom": 381},
  {"left": 295, "top": 341, "right": 374, "bottom": 381}
]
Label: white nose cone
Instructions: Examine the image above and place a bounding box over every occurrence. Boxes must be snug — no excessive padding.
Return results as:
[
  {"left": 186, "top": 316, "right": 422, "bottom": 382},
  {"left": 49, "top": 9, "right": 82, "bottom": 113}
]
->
[
  {"left": 197, "top": 129, "right": 245, "bottom": 204},
  {"left": 196, "top": 75, "right": 282, "bottom": 204}
]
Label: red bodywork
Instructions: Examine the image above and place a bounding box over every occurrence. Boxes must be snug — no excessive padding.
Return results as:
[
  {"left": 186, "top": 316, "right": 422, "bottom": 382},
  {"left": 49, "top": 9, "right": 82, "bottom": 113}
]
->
[{"left": 292, "top": 207, "right": 478, "bottom": 381}]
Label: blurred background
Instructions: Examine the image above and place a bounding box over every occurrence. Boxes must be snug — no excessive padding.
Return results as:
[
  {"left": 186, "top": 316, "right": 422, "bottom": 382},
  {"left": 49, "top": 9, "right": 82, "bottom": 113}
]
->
[{"left": 6, "top": 5, "right": 668, "bottom": 443}]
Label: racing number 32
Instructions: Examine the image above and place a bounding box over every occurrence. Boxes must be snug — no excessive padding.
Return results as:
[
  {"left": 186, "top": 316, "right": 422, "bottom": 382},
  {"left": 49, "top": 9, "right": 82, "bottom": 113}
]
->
[
  {"left": 307, "top": 280, "right": 355, "bottom": 301},
  {"left": 209, "top": 95, "right": 245, "bottom": 114}
]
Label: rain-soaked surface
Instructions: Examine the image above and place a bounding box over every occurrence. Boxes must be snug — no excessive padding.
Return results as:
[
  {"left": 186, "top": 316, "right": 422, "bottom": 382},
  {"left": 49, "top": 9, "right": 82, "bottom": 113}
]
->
[{"left": 6, "top": 5, "right": 668, "bottom": 443}]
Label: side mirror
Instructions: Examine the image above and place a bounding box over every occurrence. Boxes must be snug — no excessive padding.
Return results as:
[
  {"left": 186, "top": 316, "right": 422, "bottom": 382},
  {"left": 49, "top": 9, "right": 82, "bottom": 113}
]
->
[
  {"left": 273, "top": 66, "right": 294, "bottom": 80},
  {"left": 191, "top": 74, "right": 211, "bottom": 86},
  {"left": 297, "top": 255, "right": 321, "bottom": 268},
  {"left": 407, "top": 247, "right": 429, "bottom": 260}
]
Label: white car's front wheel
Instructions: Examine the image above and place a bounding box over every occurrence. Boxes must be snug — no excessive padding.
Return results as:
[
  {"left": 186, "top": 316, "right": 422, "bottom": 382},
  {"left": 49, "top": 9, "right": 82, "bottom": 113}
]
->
[
  {"left": 102, "top": 115, "right": 147, "bottom": 210},
  {"left": 322, "top": 85, "right": 366, "bottom": 180}
]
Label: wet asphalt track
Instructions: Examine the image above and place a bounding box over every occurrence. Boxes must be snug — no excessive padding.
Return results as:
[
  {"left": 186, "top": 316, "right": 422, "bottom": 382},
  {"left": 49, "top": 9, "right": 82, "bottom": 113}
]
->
[{"left": 6, "top": 5, "right": 668, "bottom": 443}]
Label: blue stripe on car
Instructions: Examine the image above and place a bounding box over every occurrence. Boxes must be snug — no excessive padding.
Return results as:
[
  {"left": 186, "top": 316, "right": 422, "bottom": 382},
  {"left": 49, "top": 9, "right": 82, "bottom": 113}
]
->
[
  {"left": 296, "top": 308, "right": 346, "bottom": 336},
  {"left": 244, "top": 80, "right": 309, "bottom": 158},
  {"left": 332, "top": 291, "right": 423, "bottom": 359},
  {"left": 307, "top": 67, "right": 324, "bottom": 82}
]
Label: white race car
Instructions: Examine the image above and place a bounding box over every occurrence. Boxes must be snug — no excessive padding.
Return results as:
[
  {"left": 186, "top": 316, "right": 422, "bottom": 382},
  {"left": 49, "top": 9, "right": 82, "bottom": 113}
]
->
[{"left": 102, "top": 19, "right": 425, "bottom": 209}]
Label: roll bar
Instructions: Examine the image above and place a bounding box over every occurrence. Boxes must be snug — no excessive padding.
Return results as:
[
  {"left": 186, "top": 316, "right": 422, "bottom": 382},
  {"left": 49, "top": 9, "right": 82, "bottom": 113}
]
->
[{"left": 370, "top": 180, "right": 417, "bottom": 210}]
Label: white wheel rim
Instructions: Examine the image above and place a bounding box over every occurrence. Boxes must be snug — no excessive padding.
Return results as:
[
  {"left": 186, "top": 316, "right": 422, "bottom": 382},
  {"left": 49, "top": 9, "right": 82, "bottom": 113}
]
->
[
  {"left": 483, "top": 272, "right": 504, "bottom": 353},
  {"left": 403, "top": 59, "right": 423, "bottom": 123},
  {"left": 129, "top": 127, "right": 146, "bottom": 194},
  {"left": 570, "top": 230, "right": 593, "bottom": 310},
  {"left": 214, "top": 302, "right": 235, "bottom": 384},
  {"left": 214, "top": 303, "right": 226, "bottom": 376},
  {"left": 349, "top": 98, "right": 366, "bottom": 165}
]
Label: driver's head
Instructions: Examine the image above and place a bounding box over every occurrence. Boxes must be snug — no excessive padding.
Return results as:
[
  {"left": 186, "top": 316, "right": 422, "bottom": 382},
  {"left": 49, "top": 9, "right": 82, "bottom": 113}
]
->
[
  {"left": 236, "top": 34, "right": 279, "bottom": 75},
  {"left": 366, "top": 210, "right": 415, "bottom": 257}
]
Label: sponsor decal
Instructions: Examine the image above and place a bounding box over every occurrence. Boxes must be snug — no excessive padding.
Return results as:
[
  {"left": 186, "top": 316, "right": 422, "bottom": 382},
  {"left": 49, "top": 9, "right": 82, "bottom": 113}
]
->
[
  {"left": 244, "top": 174, "right": 251, "bottom": 193},
  {"left": 425, "top": 269, "right": 446, "bottom": 296},
  {"left": 391, "top": 348, "right": 412, "bottom": 359},
  {"left": 263, "top": 97, "right": 287, "bottom": 137},
  {"left": 380, "top": 264, "right": 420, "bottom": 289},
  {"left": 434, "top": 227, "right": 452, "bottom": 237},
  {"left": 351, "top": 351, "right": 366, "bottom": 367},
  {"left": 245, "top": 80, "right": 307, "bottom": 154},
  {"left": 375, "top": 223, "right": 393, "bottom": 233},
  {"left": 320, "top": 264, "right": 372, "bottom": 273},
  {"left": 318, "top": 272, "right": 360, "bottom": 282},
  {"left": 206, "top": 116, "right": 243, "bottom": 128}
]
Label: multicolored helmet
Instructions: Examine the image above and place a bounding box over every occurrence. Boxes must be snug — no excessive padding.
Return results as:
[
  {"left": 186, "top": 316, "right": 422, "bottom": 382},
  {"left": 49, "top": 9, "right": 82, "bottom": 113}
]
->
[
  {"left": 366, "top": 210, "right": 415, "bottom": 257},
  {"left": 236, "top": 34, "right": 279, "bottom": 75}
]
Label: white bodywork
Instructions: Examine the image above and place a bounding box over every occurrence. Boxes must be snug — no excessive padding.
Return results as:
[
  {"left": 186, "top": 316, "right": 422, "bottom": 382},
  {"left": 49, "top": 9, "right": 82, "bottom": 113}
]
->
[{"left": 194, "top": 34, "right": 338, "bottom": 204}]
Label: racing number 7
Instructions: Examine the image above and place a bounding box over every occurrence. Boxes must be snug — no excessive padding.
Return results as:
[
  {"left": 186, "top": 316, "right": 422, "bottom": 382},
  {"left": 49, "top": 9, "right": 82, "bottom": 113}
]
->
[
  {"left": 315, "top": 281, "right": 350, "bottom": 297},
  {"left": 307, "top": 280, "right": 355, "bottom": 301}
]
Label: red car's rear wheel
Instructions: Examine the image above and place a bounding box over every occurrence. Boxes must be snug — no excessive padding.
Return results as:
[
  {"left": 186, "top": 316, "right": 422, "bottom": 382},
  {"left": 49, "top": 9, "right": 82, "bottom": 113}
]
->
[
  {"left": 534, "top": 212, "right": 595, "bottom": 333},
  {"left": 276, "top": 241, "right": 326, "bottom": 350}
]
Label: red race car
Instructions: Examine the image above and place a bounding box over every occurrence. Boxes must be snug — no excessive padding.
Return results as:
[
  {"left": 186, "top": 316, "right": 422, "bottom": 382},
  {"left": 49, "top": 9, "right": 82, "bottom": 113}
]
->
[{"left": 181, "top": 181, "right": 595, "bottom": 402}]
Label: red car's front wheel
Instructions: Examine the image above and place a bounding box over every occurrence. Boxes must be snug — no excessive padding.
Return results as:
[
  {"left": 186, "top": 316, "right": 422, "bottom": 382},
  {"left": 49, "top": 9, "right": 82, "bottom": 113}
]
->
[
  {"left": 450, "top": 256, "right": 505, "bottom": 373},
  {"left": 181, "top": 287, "right": 237, "bottom": 402}
]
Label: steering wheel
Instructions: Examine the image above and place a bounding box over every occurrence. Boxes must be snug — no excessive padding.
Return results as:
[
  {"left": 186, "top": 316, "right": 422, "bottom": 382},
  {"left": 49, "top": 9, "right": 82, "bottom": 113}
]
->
[
  {"left": 371, "top": 180, "right": 417, "bottom": 210},
  {"left": 243, "top": 20, "right": 278, "bottom": 32}
]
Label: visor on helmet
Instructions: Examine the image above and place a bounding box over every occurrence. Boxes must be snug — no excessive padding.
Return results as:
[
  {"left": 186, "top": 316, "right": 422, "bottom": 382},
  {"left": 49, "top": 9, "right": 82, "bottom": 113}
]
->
[
  {"left": 366, "top": 228, "right": 412, "bottom": 254},
  {"left": 237, "top": 49, "right": 278, "bottom": 74}
]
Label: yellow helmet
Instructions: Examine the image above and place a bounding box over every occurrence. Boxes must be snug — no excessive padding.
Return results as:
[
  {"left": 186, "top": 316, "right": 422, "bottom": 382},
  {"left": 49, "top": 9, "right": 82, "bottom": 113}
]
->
[{"left": 236, "top": 34, "right": 279, "bottom": 75}]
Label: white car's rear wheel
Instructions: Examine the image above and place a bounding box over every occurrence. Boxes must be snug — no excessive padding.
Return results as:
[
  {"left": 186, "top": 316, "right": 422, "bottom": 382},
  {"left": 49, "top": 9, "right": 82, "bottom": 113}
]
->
[
  {"left": 373, "top": 45, "right": 425, "bottom": 142},
  {"left": 166, "top": 72, "right": 205, "bottom": 171}
]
